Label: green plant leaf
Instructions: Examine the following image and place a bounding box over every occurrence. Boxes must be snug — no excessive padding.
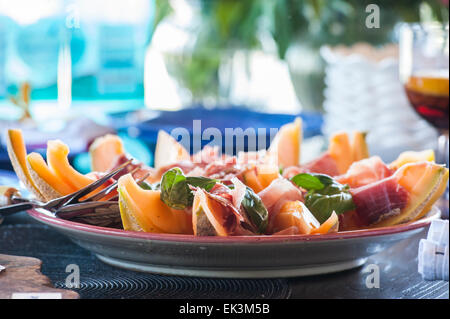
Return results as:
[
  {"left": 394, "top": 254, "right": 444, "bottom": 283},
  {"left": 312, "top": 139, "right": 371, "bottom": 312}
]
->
[
  {"left": 291, "top": 173, "right": 355, "bottom": 223},
  {"left": 160, "top": 168, "right": 217, "bottom": 209},
  {"left": 291, "top": 173, "right": 325, "bottom": 190},
  {"left": 241, "top": 186, "right": 269, "bottom": 234}
]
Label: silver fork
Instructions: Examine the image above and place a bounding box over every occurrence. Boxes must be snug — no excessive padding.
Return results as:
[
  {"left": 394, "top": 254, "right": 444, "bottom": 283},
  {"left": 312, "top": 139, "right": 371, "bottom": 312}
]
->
[{"left": 0, "top": 159, "right": 133, "bottom": 219}]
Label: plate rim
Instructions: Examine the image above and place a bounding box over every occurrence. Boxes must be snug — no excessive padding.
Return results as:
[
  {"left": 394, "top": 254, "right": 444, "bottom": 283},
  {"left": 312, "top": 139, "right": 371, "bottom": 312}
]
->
[{"left": 27, "top": 207, "right": 440, "bottom": 244}]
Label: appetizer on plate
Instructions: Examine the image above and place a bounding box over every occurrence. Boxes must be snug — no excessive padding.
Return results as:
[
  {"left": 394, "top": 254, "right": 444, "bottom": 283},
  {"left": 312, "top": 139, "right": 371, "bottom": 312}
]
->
[{"left": 5, "top": 118, "right": 448, "bottom": 237}]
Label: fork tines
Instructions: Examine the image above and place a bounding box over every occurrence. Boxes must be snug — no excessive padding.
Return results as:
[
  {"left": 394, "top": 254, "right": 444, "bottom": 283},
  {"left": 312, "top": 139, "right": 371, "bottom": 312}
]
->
[{"left": 50, "top": 159, "right": 133, "bottom": 210}]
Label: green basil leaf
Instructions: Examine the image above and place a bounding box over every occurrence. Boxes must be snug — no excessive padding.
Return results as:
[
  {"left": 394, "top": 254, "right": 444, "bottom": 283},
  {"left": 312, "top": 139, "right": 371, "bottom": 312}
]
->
[
  {"left": 291, "top": 173, "right": 325, "bottom": 190},
  {"left": 292, "top": 173, "right": 355, "bottom": 223},
  {"left": 160, "top": 168, "right": 217, "bottom": 209},
  {"left": 185, "top": 177, "right": 217, "bottom": 192},
  {"left": 160, "top": 168, "right": 191, "bottom": 209},
  {"left": 305, "top": 192, "right": 355, "bottom": 223},
  {"left": 241, "top": 186, "right": 269, "bottom": 234},
  {"left": 138, "top": 181, "right": 160, "bottom": 191}
]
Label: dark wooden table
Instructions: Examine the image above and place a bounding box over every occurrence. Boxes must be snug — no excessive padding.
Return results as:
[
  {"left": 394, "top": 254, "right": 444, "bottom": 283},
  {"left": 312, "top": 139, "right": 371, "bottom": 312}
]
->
[{"left": 0, "top": 211, "right": 448, "bottom": 299}]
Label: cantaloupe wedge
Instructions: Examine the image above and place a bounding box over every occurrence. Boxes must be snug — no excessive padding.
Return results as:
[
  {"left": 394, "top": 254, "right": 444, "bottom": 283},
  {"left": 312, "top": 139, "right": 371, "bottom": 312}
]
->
[
  {"left": 268, "top": 117, "right": 302, "bottom": 168},
  {"left": 242, "top": 167, "right": 264, "bottom": 193},
  {"left": 328, "top": 132, "right": 353, "bottom": 175},
  {"left": 118, "top": 174, "right": 192, "bottom": 234},
  {"left": 256, "top": 164, "right": 281, "bottom": 189},
  {"left": 154, "top": 130, "right": 190, "bottom": 170},
  {"left": 329, "top": 131, "right": 369, "bottom": 174},
  {"left": 192, "top": 188, "right": 229, "bottom": 236},
  {"left": 269, "top": 201, "right": 320, "bottom": 235},
  {"left": 89, "top": 134, "right": 125, "bottom": 172},
  {"left": 373, "top": 162, "right": 449, "bottom": 227},
  {"left": 389, "top": 150, "right": 435, "bottom": 171},
  {"left": 242, "top": 165, "right": 280, "bottom": 193},
  {"left": 47, "top": 140, "right": 96, "bottom": 190},
  {"left": 6, "top": 129, "right": 45, "bottom": 201},
  {"left": 310, "top": 212, "right": 339, "bottom": 234},
  {"left": 26, "top": 152, "right": 76, "bottom": 201},
  {"left": 351, "top": 131, "right": 369, "bottom": 162}
]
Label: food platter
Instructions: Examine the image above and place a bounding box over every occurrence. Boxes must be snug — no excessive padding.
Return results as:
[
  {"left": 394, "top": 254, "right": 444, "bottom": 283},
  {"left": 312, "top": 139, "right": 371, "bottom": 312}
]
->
[
  {"left": 2, "top": 121, "right": 448, "bottom": 278},
  {"left": 27, "top": 206, "right": 440, "bottom": 278}
]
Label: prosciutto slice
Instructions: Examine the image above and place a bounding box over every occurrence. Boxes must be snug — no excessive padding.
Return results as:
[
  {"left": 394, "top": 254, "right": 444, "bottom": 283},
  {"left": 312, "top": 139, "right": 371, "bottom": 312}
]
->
[
  {"left": 336, "top": 156, "right": 393, "bottom": 188},
  {"left": 257, "top": 178, "right": 303, "bottom": 219},
  {"left": 282, "top": 152, "right": 340, "bottom": 179},
  {"left": 192, "top": 186, "right": 256, "bottom": 236},
  {"left": 302, "top": 152, "right": 340, "bottom": 176},
  {"left": 351, "top": 177, "right": 409, "bottom": 225}
]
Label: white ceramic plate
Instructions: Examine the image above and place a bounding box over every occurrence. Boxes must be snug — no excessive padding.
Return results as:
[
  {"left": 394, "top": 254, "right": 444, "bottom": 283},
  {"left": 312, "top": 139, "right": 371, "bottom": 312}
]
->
[{"left": 27, "top": 207, "right": 440, "bottom": 278}]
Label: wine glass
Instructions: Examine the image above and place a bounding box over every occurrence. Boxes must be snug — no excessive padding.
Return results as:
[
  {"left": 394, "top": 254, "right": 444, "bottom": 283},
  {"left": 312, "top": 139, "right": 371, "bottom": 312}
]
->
[{"left": 399, "top": 22, "right": 449, "bottom": 217}]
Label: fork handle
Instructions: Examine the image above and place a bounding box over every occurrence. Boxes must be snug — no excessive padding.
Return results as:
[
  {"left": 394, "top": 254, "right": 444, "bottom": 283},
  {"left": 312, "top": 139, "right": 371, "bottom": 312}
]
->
[{"left": 0, "top": 203, "right": 34, "bottom": 217}]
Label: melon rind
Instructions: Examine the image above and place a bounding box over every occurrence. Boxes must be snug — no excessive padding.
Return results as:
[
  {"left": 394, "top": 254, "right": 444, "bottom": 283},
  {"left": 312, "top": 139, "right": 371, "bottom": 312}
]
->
[{"left": 6, "top": 129, "right": 46, "bottom": 201}]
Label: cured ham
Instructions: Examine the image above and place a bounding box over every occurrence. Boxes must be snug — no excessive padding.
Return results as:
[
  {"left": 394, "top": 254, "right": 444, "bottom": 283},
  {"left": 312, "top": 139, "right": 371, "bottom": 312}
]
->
[
  {"left": 336, "top": 156, "right": 393, "bottom": 189},
  {"left": 229, "top": 177, "right": 247, "bottom": 210},
  {"left": 257, "top": 178, "right": 303, "bottom": 219},
  {"left": 351, "top": 177, "right": 409, "bottom": 225},
  {"left": 192, "top": 187, "right": 256, "bottom": 236},
  {"left": 282, "top": 152, "right": 340, "bottom": 179}
]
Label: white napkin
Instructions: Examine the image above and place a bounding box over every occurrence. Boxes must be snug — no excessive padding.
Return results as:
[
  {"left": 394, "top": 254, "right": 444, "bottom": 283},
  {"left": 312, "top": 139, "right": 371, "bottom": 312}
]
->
[
  {"left": 0, "top": 264, "right": 5, "bottom": 272},
  {"left": 418, "top": 219, "right": 449, "bottom": 281}
]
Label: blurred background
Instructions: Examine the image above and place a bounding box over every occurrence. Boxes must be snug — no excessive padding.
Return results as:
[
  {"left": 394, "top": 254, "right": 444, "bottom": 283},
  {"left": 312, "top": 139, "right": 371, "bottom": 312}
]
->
[{"left": 0, "top": 0, "right": 448, "bottom": 173}]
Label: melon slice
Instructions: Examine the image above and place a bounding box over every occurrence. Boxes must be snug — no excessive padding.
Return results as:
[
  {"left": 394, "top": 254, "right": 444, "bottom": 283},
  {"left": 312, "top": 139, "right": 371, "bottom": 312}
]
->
[
  {"left": 256, "top": 164, "right": 281, "bottom": 189},
  {"left": 269, "top": 200, "right": 320, "bottom": 235},
  {"left": 118, "top": 174, "right": 192, "bottom": 234},
  {"left": 329, "top": 131, "right": 370, "bottom": 175},
  {"left": 310, "top": 212, "right": 339, "bottom": 234},
  {"left": 154, "top": 130, "right": 190, "bottom": 170},
  {"left": 26, "top": 153, "right": 75, "bottom": 201},
  {"left": 242, "top": 165, "right": 280, "bottom": 193},
  {"left": 242, "top": 167, "right": 264, "bottom": 193},
  {"left": 328, "top": 131, "right": 353, "bottom": 174},
  {"left": 89, "top": 134, "right": 125, "bottom": 172},
  {"left": 192, "top": 188, "right": 242, "bottom": 236},
  {"left": 268, "top": 117, "right": 303, "bottom": 168},
  {"left": 373, "top": 162, "right": 449, "bottom": 227},
  {"left": 5, "top": 129, "right": 45, "bottom": 201},
  {"left": 351, "top": 131, "right": 369, "bottom": 162},
  {"left": 46, "top": 140, "right": 96, "bottom": 190},
  {"left": 389, "top": 150, "right": 435, "bottom": 171}
]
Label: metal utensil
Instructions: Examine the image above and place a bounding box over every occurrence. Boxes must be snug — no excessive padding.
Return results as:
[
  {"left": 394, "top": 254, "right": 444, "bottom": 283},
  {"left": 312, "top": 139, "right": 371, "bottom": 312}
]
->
[{"left": 0, "top": 159, "right": 132, "bottom": 220}]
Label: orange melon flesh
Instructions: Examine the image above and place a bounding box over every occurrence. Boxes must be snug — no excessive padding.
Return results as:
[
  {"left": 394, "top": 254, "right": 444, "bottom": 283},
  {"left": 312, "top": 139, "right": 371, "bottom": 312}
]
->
[
  {"left": 118, "top": 185, "right": 165, "bottom": 233},
  {"left": 329, "top": 132, "right": 353, "bottom": 174},
  {"left": 389, "top": 150, "right": 435, "bottom": 171},
  {"left": 373, "top": 162, "right": 449, "bottom": 227},
  {"left": 242, "top": 168, "right": 264, "bottom": 193},
  {"left": 310, "top": 212, "right": 339, "bottom": 234},
  {"left": 46, "top": 140, "right": 96, "bottom": 190},
  {"left": 192, "top": 188, "right": 230, "bottom": 236},
  {"left": 329, "top": 131, "right": 370, "bottom": 174},
  {"left": 6, "top": 129, "right": 45, "bottom": 201},
  {"left": 89, "top": 134, "right": 125, "bottom": 172},
  {"left": 26, "top": 153, "right": 76, "bottom": 199},
  {"left": 351, "top": 132, "right": 369, "bottom": 162},
  {"left": 256, "top": 165, "right": 280, "bottom": 189},
  {"left": 118, "top": 174, "right": 192, "bottom": 234},
  {"left": 270, "top": 201, "right": 320, "bottom": 235},
  {"left": 268, "top": 117, "right": 302, "bottom": 168}
]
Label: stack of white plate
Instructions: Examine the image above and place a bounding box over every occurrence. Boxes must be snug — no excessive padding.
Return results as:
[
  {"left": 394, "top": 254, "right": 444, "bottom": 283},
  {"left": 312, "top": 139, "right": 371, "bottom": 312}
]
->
[{"left": 320, "top": 44, "right": 437, "bottom": 162}]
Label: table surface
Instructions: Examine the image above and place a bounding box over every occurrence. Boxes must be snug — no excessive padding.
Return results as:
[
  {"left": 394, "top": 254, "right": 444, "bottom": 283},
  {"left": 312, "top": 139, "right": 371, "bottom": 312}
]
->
[{"left": 0, "top": 211, "right": 448, "bottom": 299}]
